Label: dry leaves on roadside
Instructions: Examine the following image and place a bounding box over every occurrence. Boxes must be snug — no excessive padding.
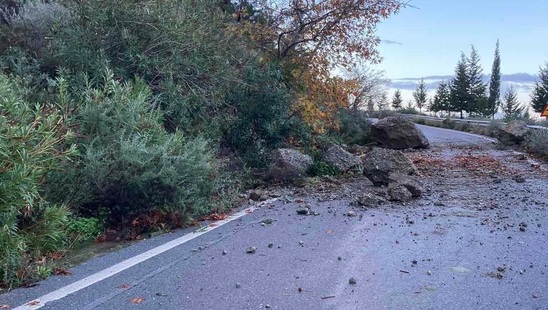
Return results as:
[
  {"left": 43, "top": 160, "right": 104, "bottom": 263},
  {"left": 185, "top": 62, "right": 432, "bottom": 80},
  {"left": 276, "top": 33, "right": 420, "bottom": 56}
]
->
[
  {"left": 130, "top": 297, "right": 145, "bottom": 304},
  {"left": 118, "top": 284, "right": 131, "bottom": 289},
  {"left": 53, "top": 268, "right": 72, "bottom": 276},
  {"left": 0, "top": 305, "right": 10, "bottom": 309},
  {"left": 26, "top": 300, "right": 40, "bottom": 306}
]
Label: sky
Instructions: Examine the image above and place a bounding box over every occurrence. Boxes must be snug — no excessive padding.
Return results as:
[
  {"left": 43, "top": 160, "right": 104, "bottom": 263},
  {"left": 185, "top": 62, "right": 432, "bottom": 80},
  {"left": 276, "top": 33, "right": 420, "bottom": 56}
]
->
[{"left": 375, "top": 0, "right": 548, "bottom": 79}]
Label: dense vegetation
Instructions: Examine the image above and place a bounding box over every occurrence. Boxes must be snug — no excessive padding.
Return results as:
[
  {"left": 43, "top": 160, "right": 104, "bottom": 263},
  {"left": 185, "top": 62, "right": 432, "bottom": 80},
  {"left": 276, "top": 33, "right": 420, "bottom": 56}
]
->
[{"left": 0, "top": 0, "right": 401, "bottom": 288}]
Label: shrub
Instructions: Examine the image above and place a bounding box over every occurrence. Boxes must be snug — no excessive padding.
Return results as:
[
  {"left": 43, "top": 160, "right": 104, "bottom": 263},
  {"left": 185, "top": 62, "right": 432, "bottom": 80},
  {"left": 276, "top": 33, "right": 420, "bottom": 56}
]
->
[
  {"left": 526, "top": 130, "right": 548, "bottom": 158},
  {"left": 52, "top": 0, "right": 239, "bottom": 135},
  {"left": 442, "top": 117, "right": 456, "bottom": 129},
  {"left": 0, "top": 73, "right": 74, "bottom": 288},
  {"left": 67, "top": 217, "right": 103, "bottom": 244},
  {"left": 45, "top": 71, "right": 216, "bottom": 227},
  {"left": 0, "top": 0, "right": 73, "bottom": 63},
  {"left": 333, "top": 109, "right": 372, "bottom": 145},
  {"left": 224, "top": 64, "right": 296, "bottom": 167}
]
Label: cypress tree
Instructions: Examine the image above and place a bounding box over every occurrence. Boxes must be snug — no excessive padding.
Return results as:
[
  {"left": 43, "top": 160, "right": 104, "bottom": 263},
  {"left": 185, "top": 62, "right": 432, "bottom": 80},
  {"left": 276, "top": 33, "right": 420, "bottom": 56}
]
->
[
  {"left": 391, "top": 89, "right": 403, "bottom": 110},
  {"left": 531, "top": 62, "right": 548, "bottom": 113},
  {"left": 412, "top": 78, "right": 428, "bottom": 113},
  {"left": 487, "top": 40, "right": 501, "bottom": 118}
]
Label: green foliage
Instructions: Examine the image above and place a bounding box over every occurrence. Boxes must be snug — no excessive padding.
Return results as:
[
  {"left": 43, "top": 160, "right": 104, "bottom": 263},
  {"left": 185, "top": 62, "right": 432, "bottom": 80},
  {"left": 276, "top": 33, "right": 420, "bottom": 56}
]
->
[
  {"left": 224, "top": 63, "right": 297, "bottom": 167},
  {"left": 67, "top": 217, "right": 103, "bottom": 244},
  {"left": 531, "top": 62, "right": 548, "bottom": 113},
  {"left": 487, "top": 40, "right": 501, "bottom": 118},
  {"left": 502, "top": 86, "right": 523, "bottom": 121},
  {"left": 412, "top": 78, "right": 428, "bottom": 112},
  {"left": 333, "top": 109, "right": 372, "bottom": 145},
  {"left": 391, "top": 89, "right": 403, "bottom": 110},
  {"left": 399, "top": 106, "right": 419, "bottom": 114},
  {"left": 45, "top": 71, "right": 216, "bottom": 226},
  {"left": 525, "top": 130, "right": 548, "bottom": 158},
  {"left": 431, "top": 81, "right": 451, "bottom": 114},
  {"left": 0, "top": 73, "right": 74, "bottom": 288},
  {"left": 52, "top": 0, "right": 239, "bottom": 135},
  {"left": 442, "top": 118, "right": 456, "bottom": 129}
]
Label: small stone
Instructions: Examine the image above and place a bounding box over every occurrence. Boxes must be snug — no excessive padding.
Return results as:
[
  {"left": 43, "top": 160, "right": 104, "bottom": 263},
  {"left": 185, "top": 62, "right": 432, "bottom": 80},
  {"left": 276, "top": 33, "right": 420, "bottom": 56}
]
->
[
  {"left": 520, "top": 226, "right": 526, "bottom": 232},
  {"left": 299, "top": 241, "right": 304, "bottom": 247},
  {"left": 298, "top": 287, "right": 303, "bottom": 292},
  {"left": 246, "top": 247, "right": 257, "bottom": 254},
  {"left": 426, "top": 270, "right": 432, "bottom": 275},
  {"left": 412, "top": 260, "right": 418, "bottom": 265},
  {"left": 222, "top": 250, "right": 227, "bottom": 255},
  {"left": 338, "top": 256, "right": 342, "bottom": 261},
  {"left": 346, "top": 211, "right": 356, "bottom": 217},
  {"left": 235, "top": 283, "right": 241, "bottom": 288},
  {"left": 265, "top": 304, "right": 271, "bottom": 308},
  {"left": 268, "top": 243, "right": 274, "bottom": 248},
  {"left": 349, "top": 277, "right": 357, "bottom": 285},
  {"left": 296, "top": 208, "right": 309, "bottom": 215}
]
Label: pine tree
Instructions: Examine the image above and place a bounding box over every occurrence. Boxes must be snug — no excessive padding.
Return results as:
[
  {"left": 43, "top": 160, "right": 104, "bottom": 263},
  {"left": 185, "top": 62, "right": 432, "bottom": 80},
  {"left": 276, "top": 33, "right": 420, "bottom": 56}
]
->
[
  {"left": 487, "top": 40, "right": 501, "bottom": 118},
  {"left": 391, "top": 89, "right": 403, "bottom": 110},
  {"left": 467, "top": 45, "right": 488, "bottom": 116},
  {"left": 502, "top": 85, "right": 523, "bottom": 120},
  {"left": 450, "top": 53, "right": 469, "bottom": 118},
  {"left": 412, "top": 78, "right": 428, "bottom": 113},
  {"left": 432, "top": 81, "right": 451, "bottom": 115},
  {"left": 531, "top": 62, "right": 548, "bottom": 113}
]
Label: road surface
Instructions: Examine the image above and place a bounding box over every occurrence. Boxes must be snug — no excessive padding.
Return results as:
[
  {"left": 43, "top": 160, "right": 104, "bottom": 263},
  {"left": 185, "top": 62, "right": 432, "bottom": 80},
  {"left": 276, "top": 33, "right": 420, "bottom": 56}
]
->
[{"left": 2, "top": 125, "right": 548, "bottom": 310}]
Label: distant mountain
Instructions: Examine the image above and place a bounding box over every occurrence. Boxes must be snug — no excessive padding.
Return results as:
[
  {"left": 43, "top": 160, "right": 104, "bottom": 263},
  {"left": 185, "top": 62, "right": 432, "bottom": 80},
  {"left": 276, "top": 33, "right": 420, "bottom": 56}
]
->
[{"left": 391, "top": 73, "right": 538, "bottom": 91}]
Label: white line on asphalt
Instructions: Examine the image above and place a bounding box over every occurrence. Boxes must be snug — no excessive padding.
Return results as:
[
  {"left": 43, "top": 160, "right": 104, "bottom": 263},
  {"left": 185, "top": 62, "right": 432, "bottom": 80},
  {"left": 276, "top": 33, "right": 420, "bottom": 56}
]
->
[{"left": 14, "top": 200, "right": 275, "bottom": 310}]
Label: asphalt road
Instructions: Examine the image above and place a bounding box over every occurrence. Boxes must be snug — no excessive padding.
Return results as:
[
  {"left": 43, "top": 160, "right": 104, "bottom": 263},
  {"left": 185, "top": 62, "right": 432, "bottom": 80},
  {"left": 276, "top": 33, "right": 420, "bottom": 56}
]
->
[{"left": 2, "top": 126, "right": 548, "bottom": 310}]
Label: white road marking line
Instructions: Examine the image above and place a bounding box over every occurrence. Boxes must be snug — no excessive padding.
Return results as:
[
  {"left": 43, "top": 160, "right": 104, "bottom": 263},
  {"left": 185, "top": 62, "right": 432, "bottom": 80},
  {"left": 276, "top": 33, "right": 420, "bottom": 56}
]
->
[{"left": 14, "top": 200, "right": 275, "bottom": 310}]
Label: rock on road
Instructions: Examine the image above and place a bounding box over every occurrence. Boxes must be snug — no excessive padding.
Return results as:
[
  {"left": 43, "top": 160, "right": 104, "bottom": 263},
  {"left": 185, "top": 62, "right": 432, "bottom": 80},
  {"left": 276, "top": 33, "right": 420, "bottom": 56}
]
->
[{"left": 2, "top": 125, "right": 548, "bottom": 310}]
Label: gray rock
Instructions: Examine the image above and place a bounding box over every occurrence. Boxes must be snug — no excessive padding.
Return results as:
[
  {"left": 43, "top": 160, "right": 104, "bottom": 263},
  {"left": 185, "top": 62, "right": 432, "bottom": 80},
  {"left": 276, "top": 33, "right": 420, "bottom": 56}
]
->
[
  {"left": 388, "top": 172, "right": 423, "bottom": 197},
  {"left": 266, "top": 148, "right": 312, "bottom": 182},
  {"left": 388, "top": 185, "right": 413, "bottom": 202},
  {"left": 356, "top": 192, "right": 385, "bottom": 207},
  {"left": 362, "top": 147, "right": 417, "bottom": 186},
  {"left": 497, "top": 120, "right": 530, "bottom": 144},
  {"left": 371, "top": 116, "right": 430, "bottom": 149},
  {"left": 322, "top": 144, "right": 361, "bottom": 172}
]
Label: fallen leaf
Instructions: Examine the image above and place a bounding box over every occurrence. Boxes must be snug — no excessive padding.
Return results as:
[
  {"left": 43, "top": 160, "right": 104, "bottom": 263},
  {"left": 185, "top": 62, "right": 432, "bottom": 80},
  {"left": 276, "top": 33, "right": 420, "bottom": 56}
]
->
[
  {"left": 130, "top": 297, "right": 145, "bottom": 304},
  {"left": 53, "top": 268, "right": 72, "bottom": 276},
  {"left": 26, "top": 300, "right": 40, "bottom": 306},
  {"left": 0, "top": 305, "right": 10, "bottom": 309},
  {"left": 245, "top": 209, "right": 253, "bottom": 214},
  {"left": 208, "top": 223, "right": 217, "bottom": 227},
  {"left": 118, "top": 284, "right": 131, "bottom": 289},
  {"left": 326, "top": 229, "right": 334, "bottom": 234},
  {"left": 48, "top": 252, "right": 65, "bottom": 260}
]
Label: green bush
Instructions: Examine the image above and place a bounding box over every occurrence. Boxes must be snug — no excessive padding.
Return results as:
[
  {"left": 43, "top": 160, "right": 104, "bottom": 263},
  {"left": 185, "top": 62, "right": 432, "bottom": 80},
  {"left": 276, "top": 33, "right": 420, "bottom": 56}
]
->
[
  {"left": 45, "top": 71, "right": 216, "bottom": 226},
  {"left": 52, "top": 0, "right": 239, "bottom": 135},
  {"left": 442, "top": 117, "right": 456, "bottom": 129},
  {"left": 333, "top": 109, "right": 372, "bottom": 145},
  {"left": 526, "top": 130, "right": 548, "bottom": 158},
  {"left": 224, "top": 64, "right": 297, "bottom": 167},
  {"left": 67, "top": 217, "right": 103, "bottom": 244},
  {"left": 0, "top": 73, "right": 74, "bottom": 288}
]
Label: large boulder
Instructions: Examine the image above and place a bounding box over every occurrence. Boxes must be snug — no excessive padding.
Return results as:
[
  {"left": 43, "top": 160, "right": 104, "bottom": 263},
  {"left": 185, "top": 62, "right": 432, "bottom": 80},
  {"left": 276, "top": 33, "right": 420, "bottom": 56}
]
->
[
  {"left": 266, "top": 148, "right": 312, "bottom": 182},
  {"left": 497, "top": 120, "right": 530, "bottom": 144},
  {"left": 362, "top": 147, "right": 417, "bottom": 186},
  {"left": 371, "top": 116, "right": 430, "bottom": 149},
  {"left": 322, "top": 144, "right": 361, "bottom": 172}
]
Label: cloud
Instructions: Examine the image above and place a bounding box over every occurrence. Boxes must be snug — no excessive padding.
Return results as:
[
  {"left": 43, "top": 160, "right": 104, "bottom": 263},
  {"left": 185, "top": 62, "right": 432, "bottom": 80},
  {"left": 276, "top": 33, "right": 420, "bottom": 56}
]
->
[
  {"left": 389, "top": 73, "right": 538, "bottom": 91},
  {"left": 381, "top": 39, "right": 403, "bottom": 45}
]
